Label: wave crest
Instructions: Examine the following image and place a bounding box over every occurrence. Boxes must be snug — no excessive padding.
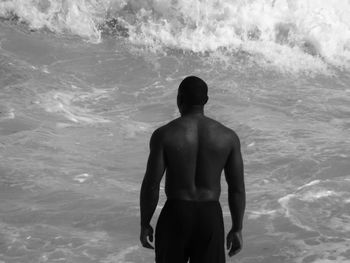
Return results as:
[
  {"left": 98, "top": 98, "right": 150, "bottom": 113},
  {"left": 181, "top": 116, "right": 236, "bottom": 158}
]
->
[{"left": 1, "top": 0, "right": 350, "bottom": 70}]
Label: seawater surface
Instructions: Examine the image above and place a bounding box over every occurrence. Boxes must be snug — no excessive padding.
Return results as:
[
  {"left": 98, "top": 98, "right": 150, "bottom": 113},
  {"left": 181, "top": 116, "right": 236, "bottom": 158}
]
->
[{"left": 0, "top": 1, "right": 350, "bottom": 262}]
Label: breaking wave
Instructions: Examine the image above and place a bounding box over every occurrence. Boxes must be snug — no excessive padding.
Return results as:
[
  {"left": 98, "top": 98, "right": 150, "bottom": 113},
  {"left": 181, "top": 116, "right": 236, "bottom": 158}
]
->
[{"left": 1, "top": 0, "right": 350, "bottom": 70}]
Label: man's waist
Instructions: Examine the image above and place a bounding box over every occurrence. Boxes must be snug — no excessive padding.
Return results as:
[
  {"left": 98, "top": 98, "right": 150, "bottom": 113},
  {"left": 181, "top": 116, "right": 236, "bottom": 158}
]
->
[{"left": 166, "top": 189, "right": 220, "bottom": 202}]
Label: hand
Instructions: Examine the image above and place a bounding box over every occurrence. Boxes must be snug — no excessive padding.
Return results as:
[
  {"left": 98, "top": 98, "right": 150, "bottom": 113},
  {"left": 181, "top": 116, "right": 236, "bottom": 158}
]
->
[
  {"left": 226, "top": 229, "right": 242, "bottom": 257},
  {"left": 140, "top": 224, "right": 154, "bottom": 249}
]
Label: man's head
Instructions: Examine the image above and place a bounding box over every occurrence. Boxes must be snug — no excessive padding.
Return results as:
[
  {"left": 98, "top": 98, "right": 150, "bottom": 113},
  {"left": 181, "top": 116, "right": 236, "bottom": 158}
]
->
[{"left": 177, "top": 76, "right": 208, "bottom": 113}]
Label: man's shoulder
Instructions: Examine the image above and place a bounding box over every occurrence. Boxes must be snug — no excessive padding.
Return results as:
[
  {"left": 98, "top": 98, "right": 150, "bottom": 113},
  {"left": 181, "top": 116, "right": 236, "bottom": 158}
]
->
[
  {"left": 204, "top": 117, "right": 241, "bottom": 145},
  {"left": 152, "top": 117, "right": 240, "bottom": 141},
  {"left": 150, "top": 118, "right": 180, "bottom": 139},
  {"left": 205, "top": 117, "right": 237, "bottom": 134},
  {"left": 155, "top": 117, "right": 183, "bottom": 133}
]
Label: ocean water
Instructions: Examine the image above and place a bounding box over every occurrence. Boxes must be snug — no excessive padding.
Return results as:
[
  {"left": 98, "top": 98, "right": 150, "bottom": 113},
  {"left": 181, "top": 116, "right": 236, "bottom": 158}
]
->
[{"left": 0, "top": 1, "right": 350, "bottom": 262}]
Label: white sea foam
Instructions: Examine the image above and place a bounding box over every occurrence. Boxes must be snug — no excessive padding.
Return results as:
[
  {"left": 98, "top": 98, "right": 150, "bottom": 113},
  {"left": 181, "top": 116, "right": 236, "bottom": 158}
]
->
[
  {"left": 121, "top": 120, "right": 153, "bottom": 138},
  {"left": 248, "top": 209, "right": 277, "bottom": 220},
  {"left": 299, "top": 190, "right": 338, "bottom": 202},
  {"left": 279, "top": 179, "right": 350, "bottom": 233},
  {"left": 297, "top": 180, "right": 321, "bottom": 190},
  {"left": 39, "top": 89, "right": 110, "bottom": 124},
  {"left": 1, "top": 0, "right": 349, "bottom": 71},
  {"left": 278, "top": 193, "right": 315, "bottom": 231},
  {"left": 0, "top": 0, "right": 108, "bottom": 42},
  {"left": 73, "top": 173, "right": 92, "bottom": 183},
  {"left": 0, "top": 105, "right": 15, "bottom": 120}
]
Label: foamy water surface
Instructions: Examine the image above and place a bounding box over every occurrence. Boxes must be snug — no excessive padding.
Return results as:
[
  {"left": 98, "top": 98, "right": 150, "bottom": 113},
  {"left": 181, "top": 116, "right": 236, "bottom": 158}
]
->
[{"left": 1, "top": 1, "right": 350, "bottom": 262}]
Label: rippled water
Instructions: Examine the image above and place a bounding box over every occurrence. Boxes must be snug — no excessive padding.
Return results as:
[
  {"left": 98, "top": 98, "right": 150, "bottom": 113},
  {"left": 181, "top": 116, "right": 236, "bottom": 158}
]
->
[{"left": 1, "top": 1, "right": 350, "bottom": 262}]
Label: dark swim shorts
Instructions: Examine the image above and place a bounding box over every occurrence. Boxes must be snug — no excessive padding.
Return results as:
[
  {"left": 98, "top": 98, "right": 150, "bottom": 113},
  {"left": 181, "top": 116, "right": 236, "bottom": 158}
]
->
[{"left": 155, "top": 199, "right": 225, "bottom": 263}]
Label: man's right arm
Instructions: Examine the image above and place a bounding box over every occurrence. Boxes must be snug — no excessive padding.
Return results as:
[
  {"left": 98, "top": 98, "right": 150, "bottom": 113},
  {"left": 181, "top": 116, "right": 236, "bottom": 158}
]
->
[{"left": 224, "top": 131, "right": 245, "bottom": 256}]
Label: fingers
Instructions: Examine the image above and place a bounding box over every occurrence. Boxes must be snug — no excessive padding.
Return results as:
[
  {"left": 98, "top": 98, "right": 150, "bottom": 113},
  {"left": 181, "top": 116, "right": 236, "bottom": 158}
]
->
[
  {"left": 226, "top": 233, "right": 232, "bottom": 250},
  {"left": 142, "top": 239, "right": 154, "bottom": 249},
  {"left": 140, "top": 226, "right": 154, "bottom": 250},
  {"left": 227, "top": 231, "right": 243, "bottom": 257},
  {"left": 228, "top": 239, "right": 241, "bottom": 257},
  {"left": 140, "top": 234, "right": 155, "bottom": 249},
  {"left": 228, "top": 242, "right": 242, "bottom": 257}
]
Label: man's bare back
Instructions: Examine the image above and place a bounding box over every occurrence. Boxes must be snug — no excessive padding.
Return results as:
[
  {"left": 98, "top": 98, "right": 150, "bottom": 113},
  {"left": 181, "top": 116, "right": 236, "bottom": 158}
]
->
[
  {"left": 158, "top": 114, "right": 237, "bottom": 201},
  {"left": 140, "top": 76, "right": 245, "bottom": 262}
]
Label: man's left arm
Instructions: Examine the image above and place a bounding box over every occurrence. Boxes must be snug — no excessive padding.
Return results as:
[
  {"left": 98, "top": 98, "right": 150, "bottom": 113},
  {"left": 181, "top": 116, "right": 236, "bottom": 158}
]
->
[{"left": 140, "top": 128, "right": 166, "bottom": 249}]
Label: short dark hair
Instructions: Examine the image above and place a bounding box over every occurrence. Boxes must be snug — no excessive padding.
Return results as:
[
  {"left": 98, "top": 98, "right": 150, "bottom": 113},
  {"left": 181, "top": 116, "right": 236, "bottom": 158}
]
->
[{"left": 178, "top": 76, "right": 208, "bottom": 106}]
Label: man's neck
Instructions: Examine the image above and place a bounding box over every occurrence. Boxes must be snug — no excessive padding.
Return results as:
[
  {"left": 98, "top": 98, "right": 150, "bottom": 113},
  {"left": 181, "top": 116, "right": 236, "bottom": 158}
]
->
[{"left": 181, "top": 106, "right": 204, "bottom": 117}]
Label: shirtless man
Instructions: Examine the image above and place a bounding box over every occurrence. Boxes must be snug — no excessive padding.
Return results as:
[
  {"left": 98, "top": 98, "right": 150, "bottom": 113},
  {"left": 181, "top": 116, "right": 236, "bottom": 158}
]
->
[{"left": 140, "top": 76, "right": 246, "bottom": 263}]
